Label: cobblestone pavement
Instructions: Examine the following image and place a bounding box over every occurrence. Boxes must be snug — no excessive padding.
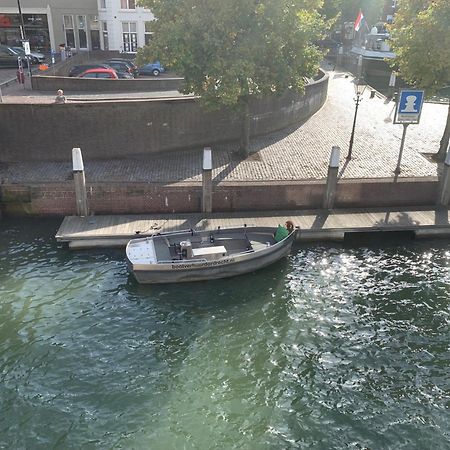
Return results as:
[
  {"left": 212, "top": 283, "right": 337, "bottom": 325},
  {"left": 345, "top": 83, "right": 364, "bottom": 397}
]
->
[{"left": 0, "top": 65, "right": 448, "bottom": 184}]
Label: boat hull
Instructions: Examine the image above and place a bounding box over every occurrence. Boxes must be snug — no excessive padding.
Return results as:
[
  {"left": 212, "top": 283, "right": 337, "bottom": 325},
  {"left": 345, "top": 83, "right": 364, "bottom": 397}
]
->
[{"left": 127, "top": 228, "right": 296, "bottom": 284}]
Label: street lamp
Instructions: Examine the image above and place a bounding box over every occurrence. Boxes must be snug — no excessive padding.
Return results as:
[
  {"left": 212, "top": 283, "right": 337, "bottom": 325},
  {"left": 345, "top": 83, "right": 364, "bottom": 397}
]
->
[
  {"left": 16, "top": 0, "right": 25, "bottom": 41},
  {"left": 16, "top": 0, "right": 32, "bottom": 78},
  {"left": 346, "top": 77, "right": 367, "bottom": 160}
]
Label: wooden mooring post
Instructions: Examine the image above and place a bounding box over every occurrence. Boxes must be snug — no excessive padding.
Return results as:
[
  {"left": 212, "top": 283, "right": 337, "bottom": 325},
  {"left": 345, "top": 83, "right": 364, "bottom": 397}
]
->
[
  {"left": 72, "top": 147, "right": 88, "bottom": 217},
  {"left": 202, "top": 147, "right": 212, "bottom": 213},
  {"left": 437, "top": 148, "right": 450, "bottom": 207},
  {"left": 323, "top": 146, "right": 340, "bottom": 210}
]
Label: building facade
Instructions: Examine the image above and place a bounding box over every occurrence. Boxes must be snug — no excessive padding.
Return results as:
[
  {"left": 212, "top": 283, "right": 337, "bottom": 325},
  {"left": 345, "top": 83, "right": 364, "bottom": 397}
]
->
[
  {"left": 0, "top": 0, "right": 154, "bottom": 54},
  {"left": 0, "top": 0, "right": 99, "bottom": 52},
  {"left": 97, "top": 0, "right": 154, "bottom": 53}
]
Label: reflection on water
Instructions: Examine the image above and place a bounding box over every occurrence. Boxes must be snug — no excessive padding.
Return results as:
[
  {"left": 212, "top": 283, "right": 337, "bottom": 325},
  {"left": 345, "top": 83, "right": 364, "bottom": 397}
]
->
[{"left": 0, "top": 218, "right": 449, "bottom": 449}]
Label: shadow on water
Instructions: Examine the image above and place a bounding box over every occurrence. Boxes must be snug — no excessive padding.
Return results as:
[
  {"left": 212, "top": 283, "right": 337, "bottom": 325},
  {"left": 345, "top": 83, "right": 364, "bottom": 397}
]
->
[
  {"left": 124, "top": 256, "right": 292, "bottom": 309},
  {"left": 344, "top": 229, "right": 416, "bottom": 246}
]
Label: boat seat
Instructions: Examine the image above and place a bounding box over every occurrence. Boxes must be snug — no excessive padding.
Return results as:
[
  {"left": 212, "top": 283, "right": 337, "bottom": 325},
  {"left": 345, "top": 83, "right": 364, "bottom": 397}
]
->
[
  {"left": 215, "top": 238, "right": 251, "bottom": 253},
  {"left": 153, "top": 237, "right": 172, "bottom": 262}
]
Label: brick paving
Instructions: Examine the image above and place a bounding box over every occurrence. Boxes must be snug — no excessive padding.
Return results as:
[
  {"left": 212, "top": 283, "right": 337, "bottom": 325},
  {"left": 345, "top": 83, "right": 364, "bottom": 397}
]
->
[{"left": 0, "top": 63, "right": 448, "bottom": 184}]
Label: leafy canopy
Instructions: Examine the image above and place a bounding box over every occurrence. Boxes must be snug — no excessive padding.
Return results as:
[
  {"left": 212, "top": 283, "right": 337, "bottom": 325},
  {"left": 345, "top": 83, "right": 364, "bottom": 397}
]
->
[
  {"left": 388, "top": 0, "right": 450, "bottom": 95},
  {"left": 320, "top": 0, "right": 385, "bottom": 26},
  {"left": 137, "top": 0, "right": 327, "bottom": 109}
]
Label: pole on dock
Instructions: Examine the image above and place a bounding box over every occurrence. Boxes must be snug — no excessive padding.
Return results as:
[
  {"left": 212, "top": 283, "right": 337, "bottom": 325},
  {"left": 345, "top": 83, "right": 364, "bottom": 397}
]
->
[
  {"left": 202, "top": 147, "right": 213, "bottom": 213},
  {"left": 72, "top": 148, "right": 88, "bottom": 217},
  {"left": 437, "top": 147, "right": 450, "bottom": 207},
  {"left": 323, "top": 146, "right": 340, "bottom": 210},
  {"left": 394, "top": 124, "right": 409, "bottom": 174}
]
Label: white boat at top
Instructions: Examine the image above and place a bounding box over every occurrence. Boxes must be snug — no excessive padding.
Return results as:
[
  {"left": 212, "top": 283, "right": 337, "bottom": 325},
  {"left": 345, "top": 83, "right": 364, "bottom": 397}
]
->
[
  {"left": 351, "top": 27, "right": 395, "bottom": 61},
  {"left": 126, "top": 225, "right": 297, "bottom": 284}
]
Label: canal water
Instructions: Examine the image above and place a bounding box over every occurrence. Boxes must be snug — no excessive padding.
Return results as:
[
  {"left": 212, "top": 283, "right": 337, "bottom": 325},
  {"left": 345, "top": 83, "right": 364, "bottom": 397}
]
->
[{"left": 1, "top": 218, "right": 449, "bottom": 449}]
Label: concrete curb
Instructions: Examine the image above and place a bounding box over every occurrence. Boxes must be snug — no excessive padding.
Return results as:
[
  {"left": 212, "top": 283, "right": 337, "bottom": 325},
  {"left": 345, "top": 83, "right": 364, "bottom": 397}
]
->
[{"left": 0, "top": 77, "right": 17, "bottom": 89}]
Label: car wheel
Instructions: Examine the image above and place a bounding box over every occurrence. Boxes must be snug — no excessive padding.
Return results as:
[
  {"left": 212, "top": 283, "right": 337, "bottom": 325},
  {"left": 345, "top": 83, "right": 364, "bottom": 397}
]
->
[{"left": 152, "top": 69, "right": 160, "bottom": 76}]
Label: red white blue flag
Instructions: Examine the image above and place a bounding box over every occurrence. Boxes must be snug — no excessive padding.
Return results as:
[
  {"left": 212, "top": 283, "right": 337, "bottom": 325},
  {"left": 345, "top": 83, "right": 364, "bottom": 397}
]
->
[{"left": 354, "top": 10, "right": 364, "bottom": 31}]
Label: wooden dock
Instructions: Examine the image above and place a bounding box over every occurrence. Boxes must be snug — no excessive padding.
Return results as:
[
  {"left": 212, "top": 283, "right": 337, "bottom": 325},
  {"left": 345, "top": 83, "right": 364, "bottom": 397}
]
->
[{"left": 55, "top": 208, "right": 450, "bottom": 249}]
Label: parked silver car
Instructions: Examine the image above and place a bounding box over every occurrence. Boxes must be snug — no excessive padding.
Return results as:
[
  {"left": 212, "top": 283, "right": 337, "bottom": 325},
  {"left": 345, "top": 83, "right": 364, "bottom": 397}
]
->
[{"left": 11, "top": 47, "right": 46, "bottom": 64}]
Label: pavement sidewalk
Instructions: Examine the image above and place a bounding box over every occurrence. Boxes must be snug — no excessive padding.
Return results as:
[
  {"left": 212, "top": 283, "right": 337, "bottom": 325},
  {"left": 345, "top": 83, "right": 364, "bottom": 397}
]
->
[{"left": 0, "top": 63, "right": 448, "bottom": 184}]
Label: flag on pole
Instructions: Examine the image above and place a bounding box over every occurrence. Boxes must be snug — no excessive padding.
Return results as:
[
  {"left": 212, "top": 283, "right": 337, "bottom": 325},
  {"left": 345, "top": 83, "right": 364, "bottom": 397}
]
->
[{"left": 354, "top": 10, "right": 364, "bottom": 31}]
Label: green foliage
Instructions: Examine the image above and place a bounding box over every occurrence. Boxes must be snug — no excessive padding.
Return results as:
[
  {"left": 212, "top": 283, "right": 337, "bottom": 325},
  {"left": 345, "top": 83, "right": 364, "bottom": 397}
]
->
[
  {"left": 137, "top": 0, "right": 326, "bottom": 110},
  {"left": 389, "top": 0, "right": 450, "bottom": 158},
  {"left": 321, "top": 0, "right": 384, "bottom": 26},
  {"left": 388, "top": 0, "right": 450, "bottom": 95}
]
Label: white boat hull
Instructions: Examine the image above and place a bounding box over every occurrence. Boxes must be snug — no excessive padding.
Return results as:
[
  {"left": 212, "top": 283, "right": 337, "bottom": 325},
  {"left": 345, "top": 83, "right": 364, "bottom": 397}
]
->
[{"left": 126, "top": 227, "right": 297, "bottom": 284}]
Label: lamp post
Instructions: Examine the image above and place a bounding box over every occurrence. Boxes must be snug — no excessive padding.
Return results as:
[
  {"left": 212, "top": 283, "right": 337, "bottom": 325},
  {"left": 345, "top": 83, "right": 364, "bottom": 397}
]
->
[
  {"left": 16, "top": 0, "right": 25, "bottom": 41},
  {"left": 346, "top": 77, "right": 367, "bottom": 160},
  {"left": 16, "top": 0, "right": 32, "bottom": 78}
]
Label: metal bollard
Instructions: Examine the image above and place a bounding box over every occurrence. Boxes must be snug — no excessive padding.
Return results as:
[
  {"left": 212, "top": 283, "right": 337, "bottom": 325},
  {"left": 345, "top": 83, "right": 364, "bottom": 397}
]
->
[
  {"left": 72, "top": 148, "right": 89, "bottom": 216},
  {"left": 437, "top": 147, "right": 450, "bottom": 207},
  {"left": 323, "top": 146, "right": 340, "bottom": 210},
  {"left": 202, "top": 147, "right": 212, "bottom": 213}
]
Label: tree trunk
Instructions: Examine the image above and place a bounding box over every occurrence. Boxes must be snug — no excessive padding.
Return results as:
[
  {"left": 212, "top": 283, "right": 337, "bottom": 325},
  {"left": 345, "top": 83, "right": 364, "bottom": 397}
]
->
[
  {"left": 239, "top": 99, "right": 250, "bottom": 157},
  {"left": 435, "top": 101, "right": 450, "bottom": 161}
]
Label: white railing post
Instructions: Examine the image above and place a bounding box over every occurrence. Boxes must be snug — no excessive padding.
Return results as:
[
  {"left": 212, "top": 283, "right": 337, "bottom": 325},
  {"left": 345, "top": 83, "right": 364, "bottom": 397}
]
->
[{"left": 72, "top": 147, "right": 88, "bottom": 216}]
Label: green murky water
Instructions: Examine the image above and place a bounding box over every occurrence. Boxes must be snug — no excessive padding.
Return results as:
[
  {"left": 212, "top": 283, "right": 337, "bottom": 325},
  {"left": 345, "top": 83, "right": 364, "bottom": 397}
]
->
[{"left": 0, "top": 219, "right": 449, "bottom": 449}]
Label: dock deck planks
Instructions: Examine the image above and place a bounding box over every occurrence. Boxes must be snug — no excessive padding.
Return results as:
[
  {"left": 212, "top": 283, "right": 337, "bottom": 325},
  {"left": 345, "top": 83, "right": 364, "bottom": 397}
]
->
[{"left": 55, "top": 208, "right": 450, "bottom": 249}]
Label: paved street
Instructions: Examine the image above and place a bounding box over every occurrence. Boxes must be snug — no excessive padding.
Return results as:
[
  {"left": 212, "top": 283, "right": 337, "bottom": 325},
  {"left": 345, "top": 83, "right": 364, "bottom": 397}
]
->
[
  {"left": 0, "top": 68, "right": 17, "bottom": 85},
  {"left": 0, "top": 63, "right": 448, "bottom": 184}
]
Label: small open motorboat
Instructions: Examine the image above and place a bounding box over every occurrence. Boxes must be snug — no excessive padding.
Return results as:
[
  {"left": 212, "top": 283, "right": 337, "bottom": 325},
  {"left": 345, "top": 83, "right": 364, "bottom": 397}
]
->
[{"left": 126, "top": 225, "right": 297, "bottom": 284}]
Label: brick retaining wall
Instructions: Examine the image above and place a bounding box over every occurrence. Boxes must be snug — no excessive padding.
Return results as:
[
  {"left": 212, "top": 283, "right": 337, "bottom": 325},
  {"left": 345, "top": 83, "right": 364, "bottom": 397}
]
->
[
  {"left": 0, "top": 178, "right": 438, "bottom": 217},
  {"left": 0, "top": 71, "right": 329, "bottom": 163}
]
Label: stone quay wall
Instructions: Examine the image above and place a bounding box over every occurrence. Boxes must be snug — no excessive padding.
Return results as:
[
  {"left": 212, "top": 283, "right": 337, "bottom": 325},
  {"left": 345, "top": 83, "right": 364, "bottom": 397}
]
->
[
  {"left": 0, "top": 71, "right": 328, "bottom": 163},
  {"left": 1, "top": 178, "right": 437, "bottom": 217},
  {"left": 31, "top": 75, "right": 184, "bottom": 92}
]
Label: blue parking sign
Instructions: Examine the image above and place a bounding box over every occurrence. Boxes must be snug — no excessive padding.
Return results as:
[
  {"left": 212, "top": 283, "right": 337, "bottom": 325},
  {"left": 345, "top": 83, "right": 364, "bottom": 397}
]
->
[{"left": 394, "top": 89, "right": 425, "bottom": 124}]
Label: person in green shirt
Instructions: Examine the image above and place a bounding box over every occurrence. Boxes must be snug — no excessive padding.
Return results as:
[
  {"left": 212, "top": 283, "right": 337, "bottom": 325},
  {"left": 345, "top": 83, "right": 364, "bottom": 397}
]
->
[{"left": 274, "top": 221, "right": 294, "bottom": 242}]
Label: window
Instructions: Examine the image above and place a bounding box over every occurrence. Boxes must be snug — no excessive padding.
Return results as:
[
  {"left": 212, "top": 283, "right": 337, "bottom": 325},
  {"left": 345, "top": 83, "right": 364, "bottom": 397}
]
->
[
  {"left": 120, "top": 0, "right": 135, "bottom": 9},
  {"left": 90, "top": 16, "right": 101, "bottom": 50},
  {"left": 63, "top": 15, "right": 75, "bottom": 48},
  {"left": 122, "top": 22, "right": 137, "bottom": 52},
  {"left": 77, "top": 15, "right": 87, "bottom": 49},
  {"left": 99, "top": 0, "right": 106, "bottom": 8},
  {"left": 144, "top": 21, "right": 153, "bottom": 45},
  {"left": 102, "top": 21, "right": 109, "bottom": 50}
]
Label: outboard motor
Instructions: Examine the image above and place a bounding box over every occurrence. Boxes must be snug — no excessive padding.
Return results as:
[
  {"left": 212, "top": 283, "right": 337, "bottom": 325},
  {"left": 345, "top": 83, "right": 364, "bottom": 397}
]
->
[{"left": 180, "top": 240, "right": 193, "bottom": 259}]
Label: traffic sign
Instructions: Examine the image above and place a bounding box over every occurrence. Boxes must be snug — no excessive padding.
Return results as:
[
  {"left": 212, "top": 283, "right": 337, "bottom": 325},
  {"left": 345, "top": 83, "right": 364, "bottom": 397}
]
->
[
  {"left": 22, "top": 40, "right": 30, "bottom": 55},
  {"left": 394, "top": 89, "right": 425, "bottom": 124}
]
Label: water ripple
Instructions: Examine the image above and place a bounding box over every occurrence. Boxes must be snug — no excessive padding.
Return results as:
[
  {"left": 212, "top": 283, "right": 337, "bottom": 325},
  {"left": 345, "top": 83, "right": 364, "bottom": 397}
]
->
[{"left": 0, "top": 220, "right": 449, "bottom": 448}]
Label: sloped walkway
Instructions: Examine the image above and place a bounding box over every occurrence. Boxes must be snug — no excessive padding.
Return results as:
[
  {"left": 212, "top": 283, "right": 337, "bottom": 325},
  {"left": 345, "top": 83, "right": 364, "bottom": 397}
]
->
[{"left": 0, "top": 64, "right": 447, "bottom": 185}]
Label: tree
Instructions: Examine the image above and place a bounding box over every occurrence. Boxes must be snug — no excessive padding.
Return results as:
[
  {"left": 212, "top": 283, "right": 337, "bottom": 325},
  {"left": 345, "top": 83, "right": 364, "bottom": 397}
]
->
[
  {"left": 137, "top": 0, "right": 326, "bottom": 156},
  {"left": 320, "top": 0, "right": 385, "bottom": 27},
  {"left": 388, "top": 0, "right": 450, "bottom": 160}
]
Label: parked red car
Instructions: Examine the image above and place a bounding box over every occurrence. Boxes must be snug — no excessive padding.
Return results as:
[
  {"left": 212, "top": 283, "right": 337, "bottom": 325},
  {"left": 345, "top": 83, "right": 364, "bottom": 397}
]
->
[{"left": 78, "top": 68, "right": 118, "bottom": 79}]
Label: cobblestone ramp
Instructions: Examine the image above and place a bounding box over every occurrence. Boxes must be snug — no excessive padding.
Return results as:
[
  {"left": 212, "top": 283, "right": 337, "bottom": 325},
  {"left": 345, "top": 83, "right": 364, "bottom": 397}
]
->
[{"left": 0, "top": 68, "right": 446, "bottom": 184}]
